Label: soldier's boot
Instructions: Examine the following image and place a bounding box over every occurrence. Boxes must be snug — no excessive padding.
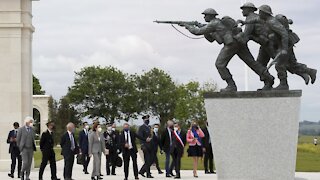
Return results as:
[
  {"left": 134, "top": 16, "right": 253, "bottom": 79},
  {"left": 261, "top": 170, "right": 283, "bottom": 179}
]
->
[
  {"left": 296, "top": 72, "right": 310, "bottom": 85},
  {"left": 258, "top": 73, "right": 274, "bottom": 91},
  {"left": 274, "top": 78, "right": 289, "bottom": 90},
  {"left": 307, "top": 68, "right": 317, "bottom": 84},
  {"left": 220, "top": 78, "right": 237, "bottom": 92}
]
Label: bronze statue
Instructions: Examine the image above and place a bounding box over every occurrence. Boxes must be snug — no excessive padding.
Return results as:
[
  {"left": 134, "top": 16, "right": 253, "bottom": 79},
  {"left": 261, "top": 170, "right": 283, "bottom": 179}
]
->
[
  {"left": 238, "top": 4, "right": 317, "bottom": 89},
  {"left": 155, "top": 4, "right": 317, "bottom": 91}
]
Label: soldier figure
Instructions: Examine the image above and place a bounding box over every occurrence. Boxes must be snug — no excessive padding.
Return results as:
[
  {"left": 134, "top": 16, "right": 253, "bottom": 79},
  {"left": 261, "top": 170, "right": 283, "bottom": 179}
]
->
[
  {"left": 238, "top": 3, "right": 317, "bottom": 87},
  {"left": 182, "top": 8, "right": 274, "bottom": 92}
]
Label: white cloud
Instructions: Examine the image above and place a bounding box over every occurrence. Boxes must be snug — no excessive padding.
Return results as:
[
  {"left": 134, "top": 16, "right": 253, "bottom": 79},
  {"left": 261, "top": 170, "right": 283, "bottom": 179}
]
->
[{"left": 32, "top": 0, "right": 320, "bottom": 121}]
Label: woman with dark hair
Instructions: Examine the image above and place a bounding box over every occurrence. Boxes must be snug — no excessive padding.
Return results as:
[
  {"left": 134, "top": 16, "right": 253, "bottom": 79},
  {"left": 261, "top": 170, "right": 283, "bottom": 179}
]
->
[
  {"left": 186, "top": 121, "right": 205, "bottom": 178},
  {"left": 89, "top": 123, "right": 105, "bottom": 180}
]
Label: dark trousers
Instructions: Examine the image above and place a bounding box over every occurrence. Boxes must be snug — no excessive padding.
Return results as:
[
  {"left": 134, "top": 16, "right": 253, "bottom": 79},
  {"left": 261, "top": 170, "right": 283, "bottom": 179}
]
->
[
  {"left": 154, "top": 152, "right": 161, "bottom": 172},
  {"left": 10, "top": 150, "right": 22, "bottom": 176},
  {"left": 63, "top": 154, "right": 74, "bottom": 179},
  {"left": 139, "top": 147, "right": 154, "bottom": 176},
  {"left": 204, "top": 145, "right": 214, "bottom": 172},
  {"left": 39, "top": 150, "right": 57, "bottom": 179},
  {"left": 82, "top": 153, "right": 90, "bottom": 172},
  {"left": 165, "top": 150, "right": 172, "bottom": 174},
  {"left": 123, "top": 149, "right": 138, "bottom": 179},
  {"left": 216, "top": 43, "right": 268, "bottom": 81},
  {"left": 106, "top": 153, "right": 116, "bottom": 175},
  {"left": 171, "top": 148, "right": 183, "bottom": 177}
]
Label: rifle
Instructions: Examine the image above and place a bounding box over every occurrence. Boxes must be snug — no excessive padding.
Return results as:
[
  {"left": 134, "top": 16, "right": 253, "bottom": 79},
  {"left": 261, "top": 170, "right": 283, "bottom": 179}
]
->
[{"left": 153, "top": 20, "right": 205, "bottom": 27}]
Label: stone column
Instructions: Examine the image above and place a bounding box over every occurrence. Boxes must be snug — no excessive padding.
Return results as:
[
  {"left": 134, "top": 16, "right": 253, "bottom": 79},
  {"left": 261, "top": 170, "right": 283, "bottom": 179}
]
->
[
  {"left": 0, "top": 0, "right": 36, "bottom": 171},
  {"left": 204, "top": 90, "right": 301, "bottom": 180}
]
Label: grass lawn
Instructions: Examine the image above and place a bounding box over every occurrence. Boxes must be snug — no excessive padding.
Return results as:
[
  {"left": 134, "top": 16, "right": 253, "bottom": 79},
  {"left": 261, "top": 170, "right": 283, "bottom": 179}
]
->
[
  {"left": 157, "top": 145, "right": 207, "bottom": 170},
  {"left": 155, "top": 136, "right": 320, "bottom": 172},
  {"left": 34, "top": 147, "right": 63, "bottom": 168}
]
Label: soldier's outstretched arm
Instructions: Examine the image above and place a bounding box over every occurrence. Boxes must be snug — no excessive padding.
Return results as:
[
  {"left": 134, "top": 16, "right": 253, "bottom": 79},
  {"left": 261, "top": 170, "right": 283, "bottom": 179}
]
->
[{"left": 184, "top": 22, "right": 216, "bottom": 35}]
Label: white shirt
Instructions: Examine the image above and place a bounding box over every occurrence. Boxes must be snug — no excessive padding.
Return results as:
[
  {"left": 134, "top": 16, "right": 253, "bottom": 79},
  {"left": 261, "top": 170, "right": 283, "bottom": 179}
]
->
[
  {"left": 167, "top": 128, "right": 172, "bottom": 145},
  {"left": 125, "top": 131, "right": 133, "bottom": 149}
]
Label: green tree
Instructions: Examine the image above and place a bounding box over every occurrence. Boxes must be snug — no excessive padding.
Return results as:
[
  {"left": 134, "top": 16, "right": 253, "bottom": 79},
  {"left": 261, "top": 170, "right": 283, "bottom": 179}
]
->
[
  {"left": 67, "top": 66, "right": 139, "bottom": 123},
  {"left": 174, "top": 81, "right": 218, "bottom": 128},
  {"left": 136, "top": 68, "right": 177, "bottom": 127},
  {"left": 33, "top": 75, "right": 45, "bottom": 95}
]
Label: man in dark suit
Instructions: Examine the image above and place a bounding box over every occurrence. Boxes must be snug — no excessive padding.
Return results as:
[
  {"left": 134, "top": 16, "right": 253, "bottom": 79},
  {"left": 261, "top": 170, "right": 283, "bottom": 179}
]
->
[
  {"left": 39, "top": 121, "right": 60, "bottom": 180},
  {"left": 60, "top": 122, "right": 79, "bottom": 180},
  {"left": 79, "top": 122, "right": 90, "bottom": 174},
  {"left": 202, "top": 121, "right": 215, "bottom": 174},
  {"left": 120, "top": 123, "right": 150, "bottom": 180},
  {"left": 170, "top": 122, "right": 186, "bottom": 179},
  {"left": 161, "top": 120, "right": 174, "bottom": 177},
  {"left": 7, "top": 122, "right": 22, "bottom": 178},
  {"left": 138, "top": 115, "right": 155, "bottom": 178},
  {"left": 152, "top": 124, "right": 163, "bottom": 174},
  {"left": 104, "top": 123, "right": 119, "bottom": 175}
]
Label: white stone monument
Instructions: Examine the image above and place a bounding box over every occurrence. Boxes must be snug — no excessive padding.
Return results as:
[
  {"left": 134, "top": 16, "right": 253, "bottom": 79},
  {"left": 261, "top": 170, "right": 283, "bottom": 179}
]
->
[
  {"left": 0, "top": 0, "right": 37, "bottom": 171},
  {"left": 204, "top": 90, "right": 301, "bottom": 180}
]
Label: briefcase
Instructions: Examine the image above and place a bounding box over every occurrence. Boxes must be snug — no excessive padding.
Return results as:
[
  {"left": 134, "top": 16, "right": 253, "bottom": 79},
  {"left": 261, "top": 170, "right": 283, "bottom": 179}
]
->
[
  {"left": 116, "top": 156, "right": 123, "bottom": 167},
  {"left": 77, "top": 154, "right": 83, "bottom": 165}
]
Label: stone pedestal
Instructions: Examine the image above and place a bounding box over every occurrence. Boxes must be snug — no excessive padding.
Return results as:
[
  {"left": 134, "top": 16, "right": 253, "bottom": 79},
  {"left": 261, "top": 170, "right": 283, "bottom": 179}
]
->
[
  {"left": 0, "top": 0, "right": 36, "bottom": 171},
  {"left": 204, "top": 90, "right": 302, "bottom": 180}
]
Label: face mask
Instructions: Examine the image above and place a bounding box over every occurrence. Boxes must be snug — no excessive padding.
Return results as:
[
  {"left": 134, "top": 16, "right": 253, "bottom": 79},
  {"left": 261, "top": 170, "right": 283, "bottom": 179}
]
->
[
  {"left": 169, "top": 125, "right": 174, "bottom": 130},
  {"left": 174, "top": 127, "right": 178, "bottom": 131},
  {"left": 98, "top": 127, "right": 102, "bottom": 132},
  {"left": 124, "top": 128, "right": 129, "bottom": 132},
  {"left": 154, "top": 128, "right": 158, "bottom": 133},
  {"left": 144, "top": 120, "right": 150, "bottom": 125},
  {"left": 29, "top": 123, "right": 33, "bottom": 128},
  {"left": 112, "top": 128, "right": 116, "bottom": 131},
  {"left": 85, "top": 125, "right": 89, "bottom": 130}
]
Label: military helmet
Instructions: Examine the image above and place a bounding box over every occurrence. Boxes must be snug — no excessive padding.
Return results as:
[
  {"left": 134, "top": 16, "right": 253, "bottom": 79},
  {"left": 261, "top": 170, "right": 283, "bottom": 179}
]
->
[
  {"left": 240, "top": 2, "right": 257, "bottom": 10},
  {"left": 202, "top": 8, "right": 218, "bottom": 15},
  {"left": 258, "top": 5, "right": 273, "bottom": 15}
]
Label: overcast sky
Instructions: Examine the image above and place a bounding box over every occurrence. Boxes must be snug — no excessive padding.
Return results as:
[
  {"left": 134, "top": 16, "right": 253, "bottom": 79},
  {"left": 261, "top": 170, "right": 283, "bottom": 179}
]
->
[{"left": 32, "top": 0, "right": 319, "bottom": 121}]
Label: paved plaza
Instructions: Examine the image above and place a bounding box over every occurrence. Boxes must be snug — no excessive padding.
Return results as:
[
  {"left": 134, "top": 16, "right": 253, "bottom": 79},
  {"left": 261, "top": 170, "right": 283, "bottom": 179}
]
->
[{"left": 0, "top": 153, "right": 319, "bottom": 180}]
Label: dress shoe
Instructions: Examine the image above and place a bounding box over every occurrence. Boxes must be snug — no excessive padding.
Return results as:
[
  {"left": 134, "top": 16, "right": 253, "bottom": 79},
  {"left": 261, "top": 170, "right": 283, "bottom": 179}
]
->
[
  {"left": 158, "top": 171, "right": 164, "bottom": 174},
  {"left": 111, "top": 173, "right": 116, "bottom": 175},
  {"left": 174, "top": 176, "right": 181, "bottom": 179},
  {"left": 52, "top": 178, "right": 61, "bottom": 180},
  {"left": 124, "top": 178, "right": 128, "bottom": 180},
  {"left": 139, "top": 172, "right": 146, "bottom": 177},
  {"left": 85, "top": 171, "right": 89, "bottom": 174},
  {"left": 8, "top": 173, "right": 14, "bottom": 178},
  {"left": 100, "top": 174, "right": 104, "bottom": 176},
  {"left": 135, "top": 177, "right": 139, "bottom": 180},
  {"left": 170, "top": 173, "right": 175, "bottom": 177},
  {"left": 146, "top": 175, "right": 154, "bottom": 178},
  {"left": 210, "top": 171, "right": 216, "bottom": 174},
  {"left": 97, "top": 176, "right": 103, "bottom": 179},
  {"left": 91, "top": 177, "right": 96, "bottom": 180},
  {"left": 205, "top": 171, "right": 210, "bottom": 174},
  {"left": 165, "top": 174, "right": 172, "bottom": 178}
]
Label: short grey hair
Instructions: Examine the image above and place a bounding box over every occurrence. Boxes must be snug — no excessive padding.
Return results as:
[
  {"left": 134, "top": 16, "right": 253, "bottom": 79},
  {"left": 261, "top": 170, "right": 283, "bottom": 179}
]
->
[{"left": 24, "top": 116, "right": 34, "bottom": 124}]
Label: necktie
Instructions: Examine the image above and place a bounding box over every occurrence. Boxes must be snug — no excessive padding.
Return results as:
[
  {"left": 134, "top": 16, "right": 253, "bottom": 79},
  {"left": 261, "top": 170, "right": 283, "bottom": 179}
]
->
[
  {"left": 27, "top": 127, "right": 30, "bottom": 132},
  {"left": 70, "top": 134, "right": 75, "bottom": 150}
]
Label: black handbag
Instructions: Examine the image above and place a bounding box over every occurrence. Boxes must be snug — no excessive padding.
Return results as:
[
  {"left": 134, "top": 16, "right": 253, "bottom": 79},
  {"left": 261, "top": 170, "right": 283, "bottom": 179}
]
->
[
  {"left": 77, "top": 154, "right": 83, "bottom": 165},
  {"left": 116, "top": 156, "right": 123, "bottom": 167}
]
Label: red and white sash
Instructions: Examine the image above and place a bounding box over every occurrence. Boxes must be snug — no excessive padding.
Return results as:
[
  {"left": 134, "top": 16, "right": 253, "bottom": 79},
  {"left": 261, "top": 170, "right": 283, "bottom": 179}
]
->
[{"left": 173, "top": 131, "right": 184, "bottom": 147}]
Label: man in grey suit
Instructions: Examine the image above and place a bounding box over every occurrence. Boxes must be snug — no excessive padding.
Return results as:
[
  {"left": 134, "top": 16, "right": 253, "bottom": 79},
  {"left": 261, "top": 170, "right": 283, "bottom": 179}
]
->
[{"left": 16, "top": 116, "right": 36, "bottom": 180}]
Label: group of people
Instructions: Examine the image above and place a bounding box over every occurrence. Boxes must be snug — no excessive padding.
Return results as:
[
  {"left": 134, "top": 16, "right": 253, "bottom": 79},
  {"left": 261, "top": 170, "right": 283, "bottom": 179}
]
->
[{"left": 7, "top": 115, "right": 215, "bottom": 180}]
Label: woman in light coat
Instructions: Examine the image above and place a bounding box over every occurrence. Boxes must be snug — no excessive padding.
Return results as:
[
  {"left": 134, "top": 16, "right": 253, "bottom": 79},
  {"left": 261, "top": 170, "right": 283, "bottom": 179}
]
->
[
  {"left": 89, "top": 123, "right": 106, "bottom": 180},
  {"left": 186, "top": 121, "right": 205, "bottom": 178}
]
